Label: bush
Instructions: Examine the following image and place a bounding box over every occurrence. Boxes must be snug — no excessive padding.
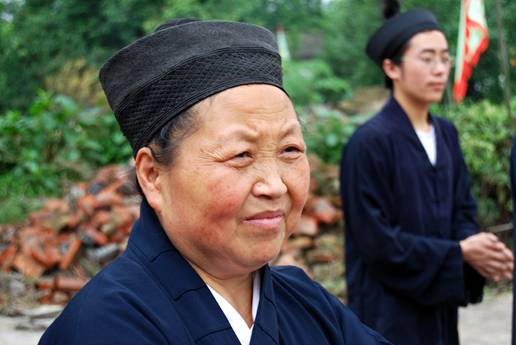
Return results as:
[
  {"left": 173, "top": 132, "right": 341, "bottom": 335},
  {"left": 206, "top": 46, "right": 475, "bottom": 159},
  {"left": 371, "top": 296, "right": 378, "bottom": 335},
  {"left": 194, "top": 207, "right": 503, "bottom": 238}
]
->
[
  {"left": 300, "top": 106, "right": 370, "bottom": 165},
  {"left": 438, "top": 99, "right": 516, "bottom": 226},
  {"left": 0, "top": 91, "right": 132, "bottom": 199},
  {"left": 283, "top": 59, "right": 351, "bottom": 107}
]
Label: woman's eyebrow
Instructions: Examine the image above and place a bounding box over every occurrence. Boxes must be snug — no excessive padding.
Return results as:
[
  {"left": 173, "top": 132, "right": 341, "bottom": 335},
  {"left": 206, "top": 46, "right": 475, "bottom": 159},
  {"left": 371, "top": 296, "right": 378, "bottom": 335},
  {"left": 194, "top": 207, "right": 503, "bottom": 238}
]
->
[
  {"left": 281, "top": 122, "right": 303, "bottom": 137},
  {"left": 217, "top": 127, "right": 259, "bottom": 142}
]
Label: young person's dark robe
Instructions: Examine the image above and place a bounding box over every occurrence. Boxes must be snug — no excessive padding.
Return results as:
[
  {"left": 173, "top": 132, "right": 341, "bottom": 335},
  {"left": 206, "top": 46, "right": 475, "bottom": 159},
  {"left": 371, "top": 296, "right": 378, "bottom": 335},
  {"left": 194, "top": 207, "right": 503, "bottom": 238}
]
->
[
  {"left": 340, "top": 97, "right": 485, "bottom": 345},
  {"left": 510, "top": 137, "right": 516, "bottom": 345},
  {"left": 39, "top": 199, "right": 391, "bottom": 345}
]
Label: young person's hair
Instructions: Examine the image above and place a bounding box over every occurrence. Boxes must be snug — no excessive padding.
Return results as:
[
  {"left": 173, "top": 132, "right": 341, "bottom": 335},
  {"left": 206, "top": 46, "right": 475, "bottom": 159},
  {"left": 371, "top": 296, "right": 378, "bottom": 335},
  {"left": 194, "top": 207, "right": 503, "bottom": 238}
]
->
[{"left": 382, "top": 0, "right": 407, "bottom": 89}]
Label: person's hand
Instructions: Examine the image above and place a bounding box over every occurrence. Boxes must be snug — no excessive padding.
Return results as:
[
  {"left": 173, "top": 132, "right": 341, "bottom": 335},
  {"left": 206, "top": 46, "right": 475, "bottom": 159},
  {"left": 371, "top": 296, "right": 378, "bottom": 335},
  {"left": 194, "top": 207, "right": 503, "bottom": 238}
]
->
[{"left": 460, "top": 232, "right": 513, "bottom": 282}]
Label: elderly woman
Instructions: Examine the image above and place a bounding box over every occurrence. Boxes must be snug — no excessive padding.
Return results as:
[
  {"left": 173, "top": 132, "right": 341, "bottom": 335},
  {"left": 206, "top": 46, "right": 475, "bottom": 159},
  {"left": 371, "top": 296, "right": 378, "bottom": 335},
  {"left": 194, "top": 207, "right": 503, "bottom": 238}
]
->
[{"left": 39, "top": 19, "right": 390, "bottom": 345}]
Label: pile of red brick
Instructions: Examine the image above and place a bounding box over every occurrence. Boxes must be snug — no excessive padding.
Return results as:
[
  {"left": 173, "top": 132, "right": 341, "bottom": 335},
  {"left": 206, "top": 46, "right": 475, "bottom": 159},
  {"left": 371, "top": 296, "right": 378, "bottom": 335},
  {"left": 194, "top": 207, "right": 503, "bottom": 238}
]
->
[
  {"left": 0, "top": 161, "right": 342, "bottom": 305},
  {"left": 0, "top": 166, "right": 140, "bottom": 304}
]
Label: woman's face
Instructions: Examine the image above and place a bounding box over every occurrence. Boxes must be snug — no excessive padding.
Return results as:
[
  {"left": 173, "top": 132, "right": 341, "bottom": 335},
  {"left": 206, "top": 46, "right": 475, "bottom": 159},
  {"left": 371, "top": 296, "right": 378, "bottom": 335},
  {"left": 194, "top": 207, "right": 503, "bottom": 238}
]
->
[{"left": 155, "top": 84, "right": 310, "bottom": 279}]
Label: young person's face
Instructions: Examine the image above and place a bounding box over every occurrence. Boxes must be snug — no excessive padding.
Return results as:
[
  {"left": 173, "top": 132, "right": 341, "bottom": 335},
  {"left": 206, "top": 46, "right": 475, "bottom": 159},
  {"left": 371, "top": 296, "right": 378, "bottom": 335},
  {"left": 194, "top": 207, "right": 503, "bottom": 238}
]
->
[{"left": 386, "top": 30, "right": 452, "bottom": 105}]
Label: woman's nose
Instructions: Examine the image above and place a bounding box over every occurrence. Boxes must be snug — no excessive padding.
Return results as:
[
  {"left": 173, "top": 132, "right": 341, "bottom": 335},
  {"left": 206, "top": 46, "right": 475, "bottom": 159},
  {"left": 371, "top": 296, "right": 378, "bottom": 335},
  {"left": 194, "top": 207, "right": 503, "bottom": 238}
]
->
[{"left": 252, "top": 165, "right": 288, "bottom": 199}]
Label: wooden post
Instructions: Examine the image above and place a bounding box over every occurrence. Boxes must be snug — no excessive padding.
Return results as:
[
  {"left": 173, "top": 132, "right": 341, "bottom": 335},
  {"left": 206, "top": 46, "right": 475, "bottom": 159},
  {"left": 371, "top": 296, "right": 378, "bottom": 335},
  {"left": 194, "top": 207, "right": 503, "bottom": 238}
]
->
[{"left": 494, "top": 0, "right": 513, "bottom": 121}]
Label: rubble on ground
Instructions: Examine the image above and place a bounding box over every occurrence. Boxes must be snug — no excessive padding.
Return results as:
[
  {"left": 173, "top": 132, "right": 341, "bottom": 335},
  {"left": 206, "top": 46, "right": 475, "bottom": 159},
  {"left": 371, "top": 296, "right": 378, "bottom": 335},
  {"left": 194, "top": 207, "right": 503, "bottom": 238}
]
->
[{"left": 0, "top": 156, "right": 344, "bottom": 312}]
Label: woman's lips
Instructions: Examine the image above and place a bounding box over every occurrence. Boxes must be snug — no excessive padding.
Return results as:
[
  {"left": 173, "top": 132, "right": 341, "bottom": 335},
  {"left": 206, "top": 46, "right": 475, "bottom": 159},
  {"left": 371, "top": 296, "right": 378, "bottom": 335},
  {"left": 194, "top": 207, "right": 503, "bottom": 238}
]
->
[{"left": 244, "top": 211, "right": 284, "bottom": 229}]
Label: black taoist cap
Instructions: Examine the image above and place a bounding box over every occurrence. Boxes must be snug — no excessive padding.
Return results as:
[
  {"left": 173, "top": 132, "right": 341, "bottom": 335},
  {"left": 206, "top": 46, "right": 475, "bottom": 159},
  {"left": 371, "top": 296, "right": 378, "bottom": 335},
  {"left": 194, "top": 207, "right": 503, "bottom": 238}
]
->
[
  {"left": 99, "top": 19, "right": 285, "bottom": 155},
  {"left": 366, "top": 9, "right": 441, "bottom": 67}
]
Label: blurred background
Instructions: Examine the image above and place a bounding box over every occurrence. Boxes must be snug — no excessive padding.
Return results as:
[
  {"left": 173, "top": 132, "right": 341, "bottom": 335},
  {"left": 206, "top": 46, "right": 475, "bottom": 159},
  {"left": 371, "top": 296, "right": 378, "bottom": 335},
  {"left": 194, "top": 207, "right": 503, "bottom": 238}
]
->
[
  {"left": 0, "top": 0, "right": 514, "bottom": 226},
  {"left": 0, "top": 0, "right": 514, "bottom": 343}
]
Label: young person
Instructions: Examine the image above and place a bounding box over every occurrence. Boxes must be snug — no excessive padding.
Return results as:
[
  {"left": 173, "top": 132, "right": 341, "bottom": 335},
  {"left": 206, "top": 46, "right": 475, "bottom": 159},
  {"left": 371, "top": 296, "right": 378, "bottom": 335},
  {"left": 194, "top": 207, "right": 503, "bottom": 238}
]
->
[{"left": 339, "top": 4, "right": 513, "bottom": 344}]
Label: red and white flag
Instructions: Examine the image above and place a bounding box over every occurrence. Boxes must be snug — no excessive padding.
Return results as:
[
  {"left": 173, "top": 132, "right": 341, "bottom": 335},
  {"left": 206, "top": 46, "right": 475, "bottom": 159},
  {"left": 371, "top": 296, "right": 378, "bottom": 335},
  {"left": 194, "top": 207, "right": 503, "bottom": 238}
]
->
[{"left": 453, "top": 0, "right": 489, "bottom": 102}]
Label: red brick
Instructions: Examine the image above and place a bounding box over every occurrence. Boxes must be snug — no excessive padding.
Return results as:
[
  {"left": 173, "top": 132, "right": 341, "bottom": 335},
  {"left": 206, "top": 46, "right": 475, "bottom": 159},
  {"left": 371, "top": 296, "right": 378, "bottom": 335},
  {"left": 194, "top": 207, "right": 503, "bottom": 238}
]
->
[
  {"left": 0, "top": 245, "right": 17, "bottom": 270},
  {"left": 55, "top": 275, "right": 88, "bottom": 292},
  {"left": 296, "top": 215, "right": 319, "bottom": 236},
  {"left": 59, "top": 238, "right": 82, "bottom": 270},
  {"left": 78, "top": 194, "right": 98, "bottom": 216},
  {"left": 95, "top": 190, "right": 123, "bottom": 209},
  {"left": 80, "top": 226, "right": 109, "bottom": 246},
  {"left": 30, "top": 240, "right": 57, "bottom": 269},
  {"left": 305, "top": 197, "right": 341, "bottom": 224},
  {"left": 13, "top": 253, "right": 45, "bottom": 278},
  {"left": 36, "top": 277, "right": 55, "bottom": 290}
]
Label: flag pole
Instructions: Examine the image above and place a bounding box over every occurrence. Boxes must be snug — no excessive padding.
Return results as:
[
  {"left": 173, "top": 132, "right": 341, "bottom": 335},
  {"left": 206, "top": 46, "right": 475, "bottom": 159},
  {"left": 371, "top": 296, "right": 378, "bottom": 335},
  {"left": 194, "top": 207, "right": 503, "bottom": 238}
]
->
[{"left": 494, "top": 0, "right": 513, "bottom": 121}]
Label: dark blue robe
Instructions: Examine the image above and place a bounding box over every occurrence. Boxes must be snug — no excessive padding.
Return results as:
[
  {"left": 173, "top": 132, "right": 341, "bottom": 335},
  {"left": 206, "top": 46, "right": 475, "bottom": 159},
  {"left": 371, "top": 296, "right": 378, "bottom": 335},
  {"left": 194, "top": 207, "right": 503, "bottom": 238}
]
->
[
  {"left": 39, "top": 199, "right": 390, "bottom": 345},
  {"left": 510, "top": 136, "right": 516, "bottom": 345},
  {"left": 340, "top": 97, "right": 485, "bottom": 345}
]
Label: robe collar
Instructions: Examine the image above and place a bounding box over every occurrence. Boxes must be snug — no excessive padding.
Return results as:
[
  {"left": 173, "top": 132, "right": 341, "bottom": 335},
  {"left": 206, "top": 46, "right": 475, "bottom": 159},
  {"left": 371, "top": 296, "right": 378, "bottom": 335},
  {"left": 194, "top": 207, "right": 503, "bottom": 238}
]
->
[
  {"left": 380, "top": 96, "right": 446, "bottom": 170},
  {"left": 127, "top": 199, "right": 280, "bottom": 344}
]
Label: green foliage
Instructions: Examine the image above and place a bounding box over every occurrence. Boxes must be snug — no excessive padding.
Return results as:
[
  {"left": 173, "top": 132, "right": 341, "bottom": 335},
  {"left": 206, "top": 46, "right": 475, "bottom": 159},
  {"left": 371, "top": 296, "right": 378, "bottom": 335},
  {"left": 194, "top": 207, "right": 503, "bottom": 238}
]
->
[
  {"left": 0, "top": 91, "right": 132, "bottom": 197},
  {"left": 0, "top": 0, "right": 326, "bottom": 113},
  {"left": 0, "top": 173, "right": 46, "bottom": 224},
  {"left": 300, "top": 106, "right": 370, "bottom": 164},
  {"left": 0, "top": 0, "right": 165, "bottom": 112},
  {"left": 2, "top": 0, "right": 513, "bottom": 112},
  {"left": 438, "top": 99, "right": 516, "bottom": 226},
  {"left": 283, "top": 59, "right": 351, "bottom": 106},
  {"left": 147, "top": 0, "right": 324, "bottom": 31}
]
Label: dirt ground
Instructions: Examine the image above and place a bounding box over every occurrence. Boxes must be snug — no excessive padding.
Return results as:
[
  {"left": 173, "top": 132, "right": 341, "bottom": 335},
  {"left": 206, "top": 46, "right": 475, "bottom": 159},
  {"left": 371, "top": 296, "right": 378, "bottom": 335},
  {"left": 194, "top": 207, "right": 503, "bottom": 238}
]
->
[
  {"left": 459, "top": 291, "right": 512, "bottom": 345},
  {"left": 0, "top": 292, "right": 512, "bottom": 345},
  {"left": 0, "top": 315, "right": 47, "bottom": 345}
]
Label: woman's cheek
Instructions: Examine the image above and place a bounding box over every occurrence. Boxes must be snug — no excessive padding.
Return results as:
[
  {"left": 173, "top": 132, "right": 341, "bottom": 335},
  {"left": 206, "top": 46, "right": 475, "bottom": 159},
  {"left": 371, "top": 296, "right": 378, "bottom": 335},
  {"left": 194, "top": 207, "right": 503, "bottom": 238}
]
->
[
  {"left": 205, "top": 173, "right": 247, "bottom": 218},
  {"left": 293, "top": 158, "right": 311, "bottom": 199}
]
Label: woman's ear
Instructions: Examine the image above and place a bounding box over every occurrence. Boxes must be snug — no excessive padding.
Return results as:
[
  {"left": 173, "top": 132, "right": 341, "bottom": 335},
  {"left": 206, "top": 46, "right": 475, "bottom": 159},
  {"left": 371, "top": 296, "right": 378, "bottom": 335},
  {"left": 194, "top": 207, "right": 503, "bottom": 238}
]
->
[
  {"left": 135, "top": 147, "right": 164, "bottom": 213},
  {"left": 382, "top": 58, "right": 401, "bottom": 82}
]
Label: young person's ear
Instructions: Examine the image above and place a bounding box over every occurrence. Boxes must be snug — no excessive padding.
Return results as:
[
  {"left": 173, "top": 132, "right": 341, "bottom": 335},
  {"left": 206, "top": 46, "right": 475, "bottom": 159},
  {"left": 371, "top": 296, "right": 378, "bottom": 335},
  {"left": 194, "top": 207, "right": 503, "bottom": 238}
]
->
[{"left": 383, "top": 59, "right": 401, "bottom": 82}]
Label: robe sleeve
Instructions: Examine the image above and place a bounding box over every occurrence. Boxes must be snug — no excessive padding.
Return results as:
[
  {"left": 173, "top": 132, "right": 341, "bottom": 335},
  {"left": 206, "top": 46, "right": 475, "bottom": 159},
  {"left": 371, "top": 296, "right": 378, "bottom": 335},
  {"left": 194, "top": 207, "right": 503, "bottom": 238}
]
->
[
  {"left": 340, "top": 132, "right": 468, "bottom": 307},
  {"left": 444, "top": 123, "right": 485, "bottom": 304}
]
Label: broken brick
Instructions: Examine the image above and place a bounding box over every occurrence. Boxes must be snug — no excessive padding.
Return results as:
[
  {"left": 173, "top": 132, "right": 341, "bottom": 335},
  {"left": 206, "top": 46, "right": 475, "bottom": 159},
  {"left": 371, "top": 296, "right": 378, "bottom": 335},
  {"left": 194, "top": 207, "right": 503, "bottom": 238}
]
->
[
  {"left": 296, "top": 215, "right": 319, "bottom": 237},
  {"left": 91, "top": 211, "right": 111, "bottom": 229},
  {"left": 37, "top": 277, "right": 55, "bottom": 290},
  {"left": 305, "top": 196, "right": 341, "bottom": 224},
  {"left": 77, "top": 194, "right": 98, "bottom": 216},
  {"left": 54, "top": 275, "right": 89, "bottom": 292},
  {"left": 59, "top": 238, "right": 82, "bottom": 270},
  {"left": 79, "top": 226, "right": 109, "bottom": 246},
  {"left": 30, "top": 240, "right": 57, "bottom": 270},
  {"left": 0, "top": 245, "right": 17, "bottom": 270},
  {"left": 13, "top": 253, "right": 45, "bottom": 278},
  {"left": 95, "top": 190, "right": 123, "bottom": 209}
]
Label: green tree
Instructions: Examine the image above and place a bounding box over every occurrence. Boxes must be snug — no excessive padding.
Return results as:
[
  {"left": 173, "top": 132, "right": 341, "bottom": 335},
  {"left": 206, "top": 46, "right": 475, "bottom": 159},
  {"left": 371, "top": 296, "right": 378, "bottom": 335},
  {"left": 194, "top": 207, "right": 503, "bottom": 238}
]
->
[{"left": 0, "top": 0, "right": 164, "bottom": 112}]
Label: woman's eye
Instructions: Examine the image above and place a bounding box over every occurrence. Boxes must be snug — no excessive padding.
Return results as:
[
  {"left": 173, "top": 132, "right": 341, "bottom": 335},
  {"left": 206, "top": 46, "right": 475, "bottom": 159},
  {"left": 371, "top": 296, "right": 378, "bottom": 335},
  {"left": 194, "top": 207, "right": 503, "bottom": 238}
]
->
[
  {"left": 282, "top": 146, "right": 303, "bottom": 157},
  {"left": 284, "top": 146, "right": 300, "bottom": 153},
  {"left": 227, "top": 151, "right": 253, "bottom": 167},
  {"left": 233, "top": 151, "right": 252, "bottom": 159}
]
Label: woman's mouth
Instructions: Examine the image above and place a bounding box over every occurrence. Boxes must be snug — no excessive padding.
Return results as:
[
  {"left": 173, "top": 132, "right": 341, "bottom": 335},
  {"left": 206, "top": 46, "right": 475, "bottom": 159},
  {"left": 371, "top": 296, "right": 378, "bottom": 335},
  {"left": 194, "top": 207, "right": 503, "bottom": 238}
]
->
[{"left": 244, "top": 211, "right": 284, "bottom": 229}]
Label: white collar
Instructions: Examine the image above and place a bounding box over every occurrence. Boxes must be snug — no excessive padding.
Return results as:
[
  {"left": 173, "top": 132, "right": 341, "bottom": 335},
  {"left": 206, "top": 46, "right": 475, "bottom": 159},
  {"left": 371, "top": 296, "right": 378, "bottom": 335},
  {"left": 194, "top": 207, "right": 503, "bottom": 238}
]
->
[{"left": 207, "top": 272, "right": 261, "bottom": 345}]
